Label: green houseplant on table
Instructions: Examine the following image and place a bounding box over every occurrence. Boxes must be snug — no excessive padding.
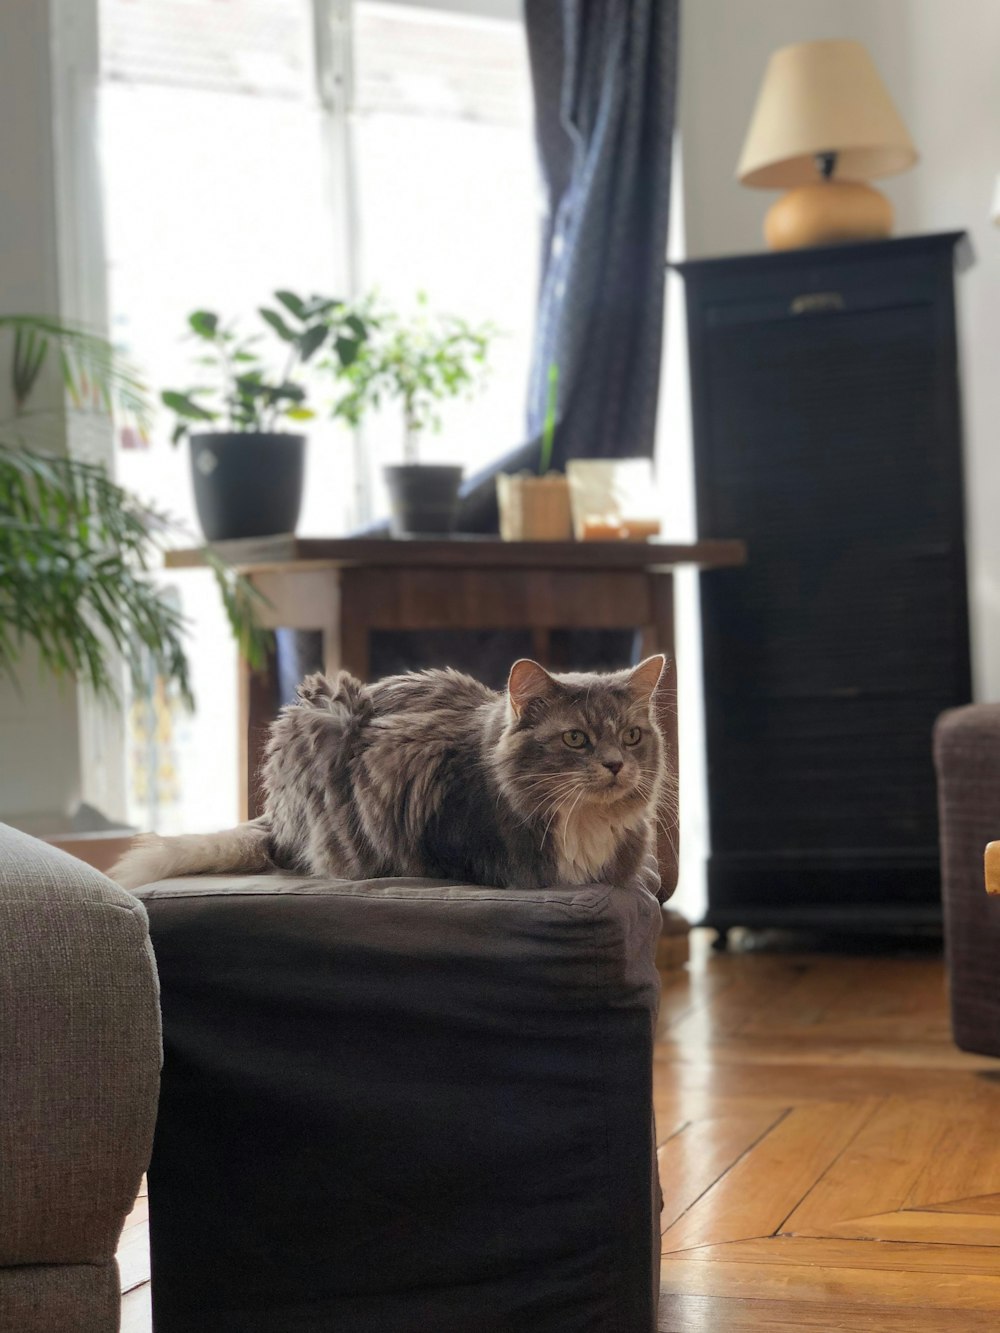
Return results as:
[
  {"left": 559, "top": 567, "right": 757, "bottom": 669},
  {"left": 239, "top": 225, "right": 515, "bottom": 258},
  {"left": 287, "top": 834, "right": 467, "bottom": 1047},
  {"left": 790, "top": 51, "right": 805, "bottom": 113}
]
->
[
  {"left": 0, "top": 314, "right": 265, "bottom": 704},
  {"left": 163, "top": 292, "right": 370, "bottom": 541},
  {"left": 334, "top": 296, "right": 492, "bottom": 536}
]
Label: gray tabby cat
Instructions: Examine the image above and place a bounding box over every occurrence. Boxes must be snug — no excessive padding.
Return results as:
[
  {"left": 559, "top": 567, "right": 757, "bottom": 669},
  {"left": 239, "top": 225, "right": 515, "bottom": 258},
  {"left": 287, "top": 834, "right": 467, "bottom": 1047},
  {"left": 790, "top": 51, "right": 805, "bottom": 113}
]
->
[{"left": 113, "top": 655, "right": 668, "bottom": 897}]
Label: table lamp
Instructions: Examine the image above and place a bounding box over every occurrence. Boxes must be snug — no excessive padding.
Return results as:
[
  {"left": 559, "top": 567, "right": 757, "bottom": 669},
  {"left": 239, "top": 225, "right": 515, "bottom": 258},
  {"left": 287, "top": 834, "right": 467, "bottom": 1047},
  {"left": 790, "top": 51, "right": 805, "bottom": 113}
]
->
[{"left": 737, "top": 38, "right": 917, "bottom": 251}]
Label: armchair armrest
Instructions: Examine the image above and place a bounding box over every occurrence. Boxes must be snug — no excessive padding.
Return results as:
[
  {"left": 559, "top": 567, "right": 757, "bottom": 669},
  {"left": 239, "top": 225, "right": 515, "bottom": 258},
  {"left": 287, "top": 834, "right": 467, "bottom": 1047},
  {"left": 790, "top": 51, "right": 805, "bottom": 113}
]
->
[
  {"left": 0, "top": 823, "right": 160, "bottom": 1270},
  {"left": 934, "top": 705, "right": 1000, "bottom": 1055}
]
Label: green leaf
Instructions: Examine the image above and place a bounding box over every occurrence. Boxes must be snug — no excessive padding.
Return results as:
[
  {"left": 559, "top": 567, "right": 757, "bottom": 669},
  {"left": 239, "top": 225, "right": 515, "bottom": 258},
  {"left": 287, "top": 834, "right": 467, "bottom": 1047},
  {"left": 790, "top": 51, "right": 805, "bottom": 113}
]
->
[
  {"left": 285, "top": 407, "right": 315, "bottom": 421},
  {"left": 202, "top": 547, "right": 272, "bottom": 672},
  {"left": 258, "top": 308, "right": 294, "bottom": 342},
  {"left": 161, "top": 389, "right": 215, "bottom": 420},
  {"left": 235, "top": 374, "right": 269, "bottom": 399},
  {"left": 0, "top": 441, "right": 195, "bottom": 706},
  {"left": 298, "top": 324, "right": 328, "bottom": 362},
  {"left": 274, "top": 290, "right": 306, "bottom": 320},
  {"left": 303, "top": 296, "right": 342, "bottom": 319},
  {"left": 1, "top": 314, "right": 152, "bottom": 432},
  {"left": 188, "top": 310, "right": 219, "bottom": 339},
  {"left": 336, "top": 336, "right": 360, "bottom": 367}
]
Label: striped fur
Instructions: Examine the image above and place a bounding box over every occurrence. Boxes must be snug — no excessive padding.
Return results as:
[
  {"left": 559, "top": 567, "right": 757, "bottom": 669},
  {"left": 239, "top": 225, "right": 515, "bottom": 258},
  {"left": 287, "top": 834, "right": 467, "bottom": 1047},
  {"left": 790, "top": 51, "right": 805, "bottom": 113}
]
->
[{"left": 113, "top": 657, "right": 667, "bottom": 895}]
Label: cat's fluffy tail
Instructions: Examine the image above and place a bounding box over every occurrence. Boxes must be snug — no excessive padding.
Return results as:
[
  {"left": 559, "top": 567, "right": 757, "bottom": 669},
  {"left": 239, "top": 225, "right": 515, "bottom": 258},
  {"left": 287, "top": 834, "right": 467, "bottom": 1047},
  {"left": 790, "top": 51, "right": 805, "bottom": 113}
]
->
[{"left": 110, "top": 818, "right": 272, "bottom": 891}]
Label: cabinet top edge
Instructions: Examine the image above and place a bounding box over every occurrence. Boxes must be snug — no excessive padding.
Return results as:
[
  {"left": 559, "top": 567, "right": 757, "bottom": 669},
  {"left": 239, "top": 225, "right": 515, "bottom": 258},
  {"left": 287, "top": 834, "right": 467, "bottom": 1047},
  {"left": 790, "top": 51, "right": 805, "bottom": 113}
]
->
[{"left": 670, "top": 231, "right": 973, "bottom": 279}]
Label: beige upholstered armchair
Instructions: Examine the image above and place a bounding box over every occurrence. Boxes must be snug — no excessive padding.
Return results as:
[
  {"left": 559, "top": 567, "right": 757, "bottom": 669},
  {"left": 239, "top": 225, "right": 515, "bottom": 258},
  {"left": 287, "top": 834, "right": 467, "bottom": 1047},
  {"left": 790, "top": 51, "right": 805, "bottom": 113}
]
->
[{"left": 0, "top": 823, "right": 161, "bottom": 1333}]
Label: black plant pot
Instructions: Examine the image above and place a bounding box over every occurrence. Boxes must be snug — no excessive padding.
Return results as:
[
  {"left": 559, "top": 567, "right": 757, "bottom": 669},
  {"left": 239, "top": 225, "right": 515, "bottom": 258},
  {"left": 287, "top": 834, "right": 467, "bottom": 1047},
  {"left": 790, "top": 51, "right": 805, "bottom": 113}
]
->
[
  {"left": 189, "top": 432, "right": 305, "bottom": 542},
  {"left": 384, "top": 464, "right": 463, "bottom": 537}
]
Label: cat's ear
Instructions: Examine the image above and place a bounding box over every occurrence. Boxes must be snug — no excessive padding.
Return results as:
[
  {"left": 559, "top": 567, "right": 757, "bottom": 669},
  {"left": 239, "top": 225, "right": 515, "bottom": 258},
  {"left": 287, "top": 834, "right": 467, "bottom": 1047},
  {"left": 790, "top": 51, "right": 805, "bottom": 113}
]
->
[
  {"left": 627, "top": 654, "right": 666, "bottom": 702},
  {"left": 507, "top": 659, "right": 557, "bottom": 716}
]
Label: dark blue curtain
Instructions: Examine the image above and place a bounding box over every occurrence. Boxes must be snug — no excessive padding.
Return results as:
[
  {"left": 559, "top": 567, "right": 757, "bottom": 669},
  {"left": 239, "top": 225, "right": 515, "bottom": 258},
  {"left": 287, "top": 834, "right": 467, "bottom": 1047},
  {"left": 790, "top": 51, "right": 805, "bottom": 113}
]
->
[{"left": 457, "top": 0, "right": 680, "bottom": 531}]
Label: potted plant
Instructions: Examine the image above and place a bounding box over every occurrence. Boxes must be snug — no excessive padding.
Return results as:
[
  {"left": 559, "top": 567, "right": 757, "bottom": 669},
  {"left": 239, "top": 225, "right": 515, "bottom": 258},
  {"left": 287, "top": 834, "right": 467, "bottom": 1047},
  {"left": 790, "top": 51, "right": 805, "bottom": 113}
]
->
[
  {"left": 496, "top": 363, "right": 573, "bottom": 540},
  {"left": 0, "top": 314, "right": 267, "bottom": 704},
  {"left": 163, "top": 292, "right": 369, "bottom": 542},
  {"left": 334, "top": 296, "right": 492, "bottom": 536}
]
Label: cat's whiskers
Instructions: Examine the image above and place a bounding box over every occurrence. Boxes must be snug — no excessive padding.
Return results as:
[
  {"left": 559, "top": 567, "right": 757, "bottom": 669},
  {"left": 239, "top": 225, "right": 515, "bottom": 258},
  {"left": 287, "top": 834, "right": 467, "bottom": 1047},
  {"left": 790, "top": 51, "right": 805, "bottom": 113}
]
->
[
  {"left": 561, "top": 784, "right": 588, "bottom": 833},
  {"left": 509, "top": 774, "right": 573, "bottom": 793},
  {"left": 527, "top": 777, "right": 583, "bottom": 826},
  {"left": 509, "top": 773, "right": 578, "bottom": 821},
  {"left": 520, "top": 778, "right": 583, "bottom": 828},
  {"left": 498, "top": 772, "right": 576, "bottom": 820},
  {"left": 633, "top": 775, "right": 677, "bottom": 837},
  {"left": 539, "top": 781, "right": 585, "bottom": 848}
]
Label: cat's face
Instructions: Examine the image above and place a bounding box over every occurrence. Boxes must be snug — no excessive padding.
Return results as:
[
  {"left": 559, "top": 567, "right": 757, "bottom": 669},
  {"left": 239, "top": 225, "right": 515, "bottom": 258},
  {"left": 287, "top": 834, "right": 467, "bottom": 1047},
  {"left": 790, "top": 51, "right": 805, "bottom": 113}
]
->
[{"left": 496, "top": 656, "right": 664, "bottom": 825}]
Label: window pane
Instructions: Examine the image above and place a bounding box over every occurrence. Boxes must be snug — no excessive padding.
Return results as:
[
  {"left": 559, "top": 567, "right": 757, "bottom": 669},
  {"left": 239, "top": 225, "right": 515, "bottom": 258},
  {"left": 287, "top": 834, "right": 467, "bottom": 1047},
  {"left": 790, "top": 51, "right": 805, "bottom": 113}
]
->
[
  {"left": 101, "top": 0, "right": 314, "bottom": 97},
  {"left": 352, "top": 1, "right": 539, "bottom": 514},
  {"left": 98, "top": 0, "right": 349, "bottom": 832}
]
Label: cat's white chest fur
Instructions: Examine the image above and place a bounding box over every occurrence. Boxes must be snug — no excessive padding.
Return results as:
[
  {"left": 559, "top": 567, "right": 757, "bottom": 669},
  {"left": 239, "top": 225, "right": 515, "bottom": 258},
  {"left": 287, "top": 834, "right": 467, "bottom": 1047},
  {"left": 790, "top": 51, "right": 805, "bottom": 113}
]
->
[{"left": 553, "top": 804, "right": 643, "bottom": 885}]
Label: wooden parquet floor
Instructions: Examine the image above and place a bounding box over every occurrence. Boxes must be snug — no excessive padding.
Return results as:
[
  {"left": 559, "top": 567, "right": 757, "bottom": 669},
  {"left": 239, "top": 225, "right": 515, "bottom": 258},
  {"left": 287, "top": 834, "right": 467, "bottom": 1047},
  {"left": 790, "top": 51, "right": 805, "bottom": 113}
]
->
[
  {"left": 119, "top": 930, "right": 1000, "bottom": 1331},
  {"left": 656, "top": 932, "right": 1000, "bottom": 1332}
]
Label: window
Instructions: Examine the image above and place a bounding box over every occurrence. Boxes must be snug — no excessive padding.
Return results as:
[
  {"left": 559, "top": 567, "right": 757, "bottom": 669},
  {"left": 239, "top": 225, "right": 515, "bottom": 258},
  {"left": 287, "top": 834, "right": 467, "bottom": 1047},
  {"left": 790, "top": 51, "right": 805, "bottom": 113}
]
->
[
  {"left": 350, "top": 0, "right": 538, "bottom": 518},
  {"left": 94, "top": 0, "right": 539, "bottom": 829}
]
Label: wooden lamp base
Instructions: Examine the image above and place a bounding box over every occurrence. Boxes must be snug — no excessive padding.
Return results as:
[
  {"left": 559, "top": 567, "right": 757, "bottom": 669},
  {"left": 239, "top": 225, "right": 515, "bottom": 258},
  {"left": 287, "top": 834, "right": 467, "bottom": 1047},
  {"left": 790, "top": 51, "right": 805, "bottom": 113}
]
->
[{"left": 764, "top": 179, "right": 893, "bottom": 251}]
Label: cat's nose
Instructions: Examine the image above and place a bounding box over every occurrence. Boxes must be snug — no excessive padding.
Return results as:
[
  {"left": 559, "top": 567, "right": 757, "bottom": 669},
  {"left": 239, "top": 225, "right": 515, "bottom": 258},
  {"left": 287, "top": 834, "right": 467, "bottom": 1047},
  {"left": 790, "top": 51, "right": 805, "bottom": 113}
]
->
[{"left": 602, "top": 760, "right": 623, "bottom": 776}]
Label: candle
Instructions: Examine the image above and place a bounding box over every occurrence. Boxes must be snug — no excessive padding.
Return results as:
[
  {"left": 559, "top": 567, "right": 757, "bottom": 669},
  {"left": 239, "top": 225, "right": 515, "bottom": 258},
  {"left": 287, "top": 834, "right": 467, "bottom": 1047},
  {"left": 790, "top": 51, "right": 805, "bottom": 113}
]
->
[
  {"left": 580, "top": 517, "right": 625, "bottom": 541},
  {"left": 621, "top": 518, "right": 661, "bottom": 541}
]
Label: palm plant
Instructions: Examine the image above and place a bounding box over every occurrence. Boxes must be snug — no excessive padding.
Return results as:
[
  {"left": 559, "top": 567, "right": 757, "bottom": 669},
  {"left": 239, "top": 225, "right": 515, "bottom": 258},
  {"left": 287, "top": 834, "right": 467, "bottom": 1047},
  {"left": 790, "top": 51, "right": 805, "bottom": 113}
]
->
[{"left": 0, "top": 314, "right": 266, "bottom": 704}]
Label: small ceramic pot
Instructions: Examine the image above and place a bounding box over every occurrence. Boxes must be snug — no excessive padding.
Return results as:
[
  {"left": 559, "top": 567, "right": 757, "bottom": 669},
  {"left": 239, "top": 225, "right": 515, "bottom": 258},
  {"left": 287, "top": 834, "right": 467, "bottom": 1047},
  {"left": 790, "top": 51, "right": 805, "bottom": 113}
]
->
[{"left": 384, "top": 464, "right": 463, "bottom": 537}]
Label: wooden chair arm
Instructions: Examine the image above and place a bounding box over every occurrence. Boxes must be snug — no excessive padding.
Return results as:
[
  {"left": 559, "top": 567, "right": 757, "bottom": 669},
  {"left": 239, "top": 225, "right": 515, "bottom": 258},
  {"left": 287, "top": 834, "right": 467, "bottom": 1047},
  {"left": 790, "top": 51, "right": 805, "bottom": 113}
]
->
[{"left": 987, "top": 842, "right": 1000, "bottom": 896}]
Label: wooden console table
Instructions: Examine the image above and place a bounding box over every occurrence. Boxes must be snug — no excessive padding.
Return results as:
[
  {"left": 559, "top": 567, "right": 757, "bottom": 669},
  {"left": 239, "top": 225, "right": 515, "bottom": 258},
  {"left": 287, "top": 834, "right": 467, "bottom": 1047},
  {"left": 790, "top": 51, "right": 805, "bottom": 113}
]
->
[{"left": 167, "top": 535, "right": 745, "bottom": 895}]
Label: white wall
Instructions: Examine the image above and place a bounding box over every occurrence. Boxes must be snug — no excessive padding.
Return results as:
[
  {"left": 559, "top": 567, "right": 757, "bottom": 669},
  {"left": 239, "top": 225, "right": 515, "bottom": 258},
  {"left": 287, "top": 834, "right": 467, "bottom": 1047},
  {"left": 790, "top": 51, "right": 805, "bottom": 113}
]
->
[
  {"left": 887, "top": 0, "right": 1000, "bottom": 703},
  {"left": 678, "top": 0, "right": 1000, "bottom": 699},
  {"left": 0, "top": 1, "right": 82, "bottom": 824}
]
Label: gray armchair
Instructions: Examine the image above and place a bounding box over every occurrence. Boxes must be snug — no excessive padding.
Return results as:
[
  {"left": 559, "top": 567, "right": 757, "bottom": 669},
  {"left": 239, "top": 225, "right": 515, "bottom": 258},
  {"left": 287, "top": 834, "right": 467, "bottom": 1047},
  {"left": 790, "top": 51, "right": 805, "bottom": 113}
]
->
[
  {"left": 0, "top": 823, "right": 161, "bottom": 1333},
  {"left": 934, "top": 705, "right": 1000, "bottom": 1057}
]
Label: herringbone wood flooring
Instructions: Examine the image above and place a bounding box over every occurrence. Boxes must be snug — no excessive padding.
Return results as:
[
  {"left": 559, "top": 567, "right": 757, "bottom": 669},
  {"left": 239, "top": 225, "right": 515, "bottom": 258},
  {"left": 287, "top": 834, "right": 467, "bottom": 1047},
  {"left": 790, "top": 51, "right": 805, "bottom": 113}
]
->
[
  {"left": 656, "top": 933, "right": 1000, "bottom": 1331},
  {"left": 120, "top": 931, "right": 1000, "bottom": 1331}
]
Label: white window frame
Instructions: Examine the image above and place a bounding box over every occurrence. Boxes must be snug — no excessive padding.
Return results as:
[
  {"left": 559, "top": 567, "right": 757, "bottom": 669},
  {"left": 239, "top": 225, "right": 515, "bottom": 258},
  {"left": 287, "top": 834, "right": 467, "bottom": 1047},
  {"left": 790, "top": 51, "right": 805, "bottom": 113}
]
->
[{"left": 51, "top": 0, "right": 128, "bottom": 821}]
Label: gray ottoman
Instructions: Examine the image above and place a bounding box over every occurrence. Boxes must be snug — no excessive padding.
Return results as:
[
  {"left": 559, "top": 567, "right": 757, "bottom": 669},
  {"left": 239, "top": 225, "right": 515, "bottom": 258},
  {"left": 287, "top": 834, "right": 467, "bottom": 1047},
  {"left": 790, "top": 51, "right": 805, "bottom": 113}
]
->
[{"left": 138, "top": 874, "right": 662, "bottom": 1332}]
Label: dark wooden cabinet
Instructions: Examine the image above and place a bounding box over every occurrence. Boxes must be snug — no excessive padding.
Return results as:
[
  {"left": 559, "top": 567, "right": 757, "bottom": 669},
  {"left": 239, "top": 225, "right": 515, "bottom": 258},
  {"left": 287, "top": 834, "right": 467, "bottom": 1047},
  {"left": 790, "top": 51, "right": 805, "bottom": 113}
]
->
[{"left": 674, "top": 233, "right": 973, "bottom": 938}]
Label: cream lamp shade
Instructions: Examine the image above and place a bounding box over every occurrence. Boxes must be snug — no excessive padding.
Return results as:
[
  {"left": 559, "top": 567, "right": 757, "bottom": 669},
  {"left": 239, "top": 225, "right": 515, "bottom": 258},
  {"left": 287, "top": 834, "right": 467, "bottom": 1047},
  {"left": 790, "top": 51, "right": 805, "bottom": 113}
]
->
[
  {"left": 737, "top": 39, "right": 918, "bottom": 249},
  {"left": 992, "top": 175, "right": 1000, "bottom": 226}
]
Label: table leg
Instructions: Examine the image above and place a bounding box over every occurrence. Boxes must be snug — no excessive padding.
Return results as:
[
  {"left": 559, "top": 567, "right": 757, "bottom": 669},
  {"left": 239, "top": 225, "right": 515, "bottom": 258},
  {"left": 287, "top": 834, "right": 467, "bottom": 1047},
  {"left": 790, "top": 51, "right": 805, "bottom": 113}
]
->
[
  {"left": 641, "top": 574, "right": 680, "bottom": 903},
  {"left": 531, "top": 628, "right": 552, "bottom": 665},
  {"left": 324, "top": 575, "right": 370, "bottom": 681},
  {"left": 237, "top": 637, "right": 278, "bottom": 822}
]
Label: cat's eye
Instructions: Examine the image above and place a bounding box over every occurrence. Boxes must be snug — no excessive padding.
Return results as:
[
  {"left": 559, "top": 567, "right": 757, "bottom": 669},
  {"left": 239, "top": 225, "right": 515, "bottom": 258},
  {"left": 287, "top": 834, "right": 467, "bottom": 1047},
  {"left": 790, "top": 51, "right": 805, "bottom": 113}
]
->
[
  {"left": 622, "top": 727, "right": 643, "bottom": 747},
  {"left": 562, "top": 729, "right": 588, "bottom": 749}
]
